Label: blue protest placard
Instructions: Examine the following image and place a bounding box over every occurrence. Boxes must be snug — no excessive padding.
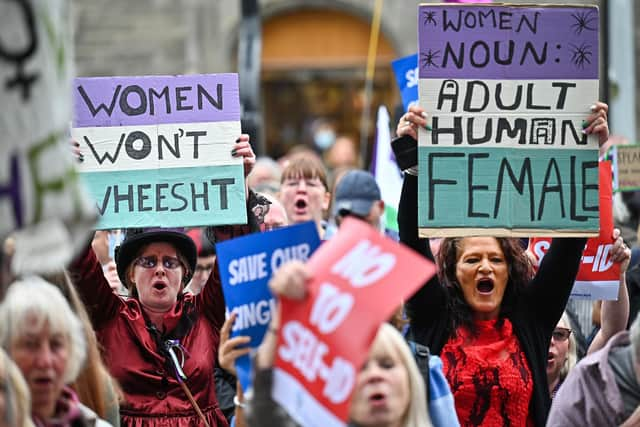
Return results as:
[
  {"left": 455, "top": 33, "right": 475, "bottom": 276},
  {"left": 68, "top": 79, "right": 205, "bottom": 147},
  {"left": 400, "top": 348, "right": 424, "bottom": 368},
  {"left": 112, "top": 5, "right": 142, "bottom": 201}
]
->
[
  {"left": 216, "top": 221, "right": 321, "bottom": 392},
  {"left": 391, "top": 54, "right": 419, "bottom": 112}
]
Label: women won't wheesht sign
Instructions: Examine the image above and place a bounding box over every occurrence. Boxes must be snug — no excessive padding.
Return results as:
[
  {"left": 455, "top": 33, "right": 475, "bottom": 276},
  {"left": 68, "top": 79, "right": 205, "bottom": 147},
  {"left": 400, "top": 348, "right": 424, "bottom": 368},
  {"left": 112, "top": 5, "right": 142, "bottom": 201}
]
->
[
  {"left": 71, "top": 74, "right": 246, "bottom": 229},
  {"left": 417, "top": 4, "right": 600, "bottom": 237}
]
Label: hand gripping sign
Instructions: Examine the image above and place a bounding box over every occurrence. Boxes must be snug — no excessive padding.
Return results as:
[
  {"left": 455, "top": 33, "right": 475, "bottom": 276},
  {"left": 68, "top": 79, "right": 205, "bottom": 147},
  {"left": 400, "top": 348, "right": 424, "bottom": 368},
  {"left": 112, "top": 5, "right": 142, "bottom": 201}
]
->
[
  {"left": 529, "top": 162, "right": 621, "bottom": 299},
  {"left": 272, "top": 218, "right": 437, "bottom": 427},
  {"left": 216, "top": 221, "right": 321, "bottom": 393}
]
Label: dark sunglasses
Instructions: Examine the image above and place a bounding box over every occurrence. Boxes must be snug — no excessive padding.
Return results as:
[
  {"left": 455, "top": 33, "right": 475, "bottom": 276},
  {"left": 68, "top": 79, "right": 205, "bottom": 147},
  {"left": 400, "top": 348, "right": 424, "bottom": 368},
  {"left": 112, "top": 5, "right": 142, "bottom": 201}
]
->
[
  {"left": 134, "top": 255, "right": 182, "bottom": 270},
  {"left": 552, "top": 327, "right": 572, "bottom": 342}
]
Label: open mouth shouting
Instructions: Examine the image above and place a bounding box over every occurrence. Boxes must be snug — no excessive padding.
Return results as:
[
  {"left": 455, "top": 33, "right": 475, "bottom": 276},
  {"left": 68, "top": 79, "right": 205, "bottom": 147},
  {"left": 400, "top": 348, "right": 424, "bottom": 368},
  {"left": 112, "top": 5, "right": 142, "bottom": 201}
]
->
[
  {"left": 293, "top": 197, "right": 308, "bottom": 215},
  {"left": 476, "top": 278, "right": 495, "bottom": 294},
  {"left": 152, "top": 281, "right": 168, "bottom": 292}
]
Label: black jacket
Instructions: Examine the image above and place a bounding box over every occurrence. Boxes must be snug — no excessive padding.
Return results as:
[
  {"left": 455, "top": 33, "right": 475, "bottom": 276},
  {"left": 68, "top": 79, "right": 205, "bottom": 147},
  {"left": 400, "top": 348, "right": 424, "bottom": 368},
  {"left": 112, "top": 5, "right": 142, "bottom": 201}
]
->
[{"left": 398, "top": 171, "right": 585, "bottom": 427}]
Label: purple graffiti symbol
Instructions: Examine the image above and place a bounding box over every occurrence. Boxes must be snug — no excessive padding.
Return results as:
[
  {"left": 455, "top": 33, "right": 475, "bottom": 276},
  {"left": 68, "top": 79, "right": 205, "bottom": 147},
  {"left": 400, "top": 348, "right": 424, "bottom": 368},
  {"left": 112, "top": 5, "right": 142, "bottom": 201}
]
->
[
  {"left": 0, "top": 0, "right": 40, "bottom": 101},
  {"left": 0, "top": 154, "right": 24, "bottom": 228},
  {"left": 421, "top": 50, "right": 440, "bottom": 68},
  {"left": 570, "top": 10, "right": 597, "bottom": 35},
  {"left": 422, "top": 10, "right": 437, "bottom": 26}
]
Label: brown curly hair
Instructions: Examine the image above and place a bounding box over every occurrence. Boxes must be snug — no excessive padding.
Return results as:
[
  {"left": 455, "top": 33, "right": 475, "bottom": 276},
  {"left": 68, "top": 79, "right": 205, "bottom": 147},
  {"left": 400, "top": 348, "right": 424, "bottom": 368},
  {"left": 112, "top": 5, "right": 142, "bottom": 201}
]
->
[{"left": 436, "top": 237, "right": 534, "bottom": 335}]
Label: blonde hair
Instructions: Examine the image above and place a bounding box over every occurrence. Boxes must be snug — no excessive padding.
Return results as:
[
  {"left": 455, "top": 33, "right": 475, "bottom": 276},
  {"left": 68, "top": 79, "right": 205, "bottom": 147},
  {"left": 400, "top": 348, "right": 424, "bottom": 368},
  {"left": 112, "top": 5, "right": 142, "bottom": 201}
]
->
[
  {"left": 0, "top": 276, "right": 87, "bottom": 384},
  {"left": 0, "top": 348, "right": 34, "bottom": 427},
  {"left": 371, "top": 323, "right": 432, "bottom": 427},
  {"left": 558, "top": 312, "right": 577, "bottom": 381}
]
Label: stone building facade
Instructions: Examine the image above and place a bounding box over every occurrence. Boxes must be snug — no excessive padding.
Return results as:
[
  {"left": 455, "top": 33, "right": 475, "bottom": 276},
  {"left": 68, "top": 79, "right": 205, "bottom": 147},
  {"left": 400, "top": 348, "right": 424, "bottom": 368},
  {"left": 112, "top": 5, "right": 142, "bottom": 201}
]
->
[{"left": 73, "top": 0, "right": 634, "bottom": 157}]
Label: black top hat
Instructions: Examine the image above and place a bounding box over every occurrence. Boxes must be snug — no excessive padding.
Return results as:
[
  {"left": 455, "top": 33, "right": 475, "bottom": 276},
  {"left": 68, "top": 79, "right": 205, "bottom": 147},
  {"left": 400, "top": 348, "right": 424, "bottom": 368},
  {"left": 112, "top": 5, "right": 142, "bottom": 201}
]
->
[{"left": 115, "top": 228, "right": 197, "bottom": 286}]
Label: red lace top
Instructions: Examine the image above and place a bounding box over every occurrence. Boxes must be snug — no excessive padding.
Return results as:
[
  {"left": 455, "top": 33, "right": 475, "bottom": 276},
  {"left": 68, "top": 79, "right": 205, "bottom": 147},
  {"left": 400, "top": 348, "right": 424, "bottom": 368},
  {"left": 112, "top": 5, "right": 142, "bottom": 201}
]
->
[{"left": 441, "top": 318, "right": 534, "bottom": 427}]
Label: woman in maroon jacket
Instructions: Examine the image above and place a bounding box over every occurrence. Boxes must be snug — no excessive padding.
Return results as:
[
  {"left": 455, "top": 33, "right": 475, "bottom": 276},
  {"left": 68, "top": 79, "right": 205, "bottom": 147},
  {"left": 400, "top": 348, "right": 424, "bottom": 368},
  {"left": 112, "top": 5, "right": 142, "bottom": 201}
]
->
[{"left": 68, "top": 136, "right": 261, "bottom": 427}]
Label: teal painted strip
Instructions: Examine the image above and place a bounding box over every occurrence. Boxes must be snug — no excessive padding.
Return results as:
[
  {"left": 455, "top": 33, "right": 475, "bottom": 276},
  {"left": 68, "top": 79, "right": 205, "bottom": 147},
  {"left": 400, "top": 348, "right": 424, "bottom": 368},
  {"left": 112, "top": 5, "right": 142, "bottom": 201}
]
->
[
  {"left": 80, "top": 165, "right": 246, "bottom": 229},
  {"left": 417, "top": 147, "right": 599, "bottom": 230}
]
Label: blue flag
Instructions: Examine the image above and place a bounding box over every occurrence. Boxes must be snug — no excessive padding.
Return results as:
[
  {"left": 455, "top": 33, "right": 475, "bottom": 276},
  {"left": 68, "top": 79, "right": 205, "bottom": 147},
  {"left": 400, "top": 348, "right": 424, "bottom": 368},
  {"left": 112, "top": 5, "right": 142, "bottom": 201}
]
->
[{"left": 391, "top": 54, "right": 419, "bottom": 112}]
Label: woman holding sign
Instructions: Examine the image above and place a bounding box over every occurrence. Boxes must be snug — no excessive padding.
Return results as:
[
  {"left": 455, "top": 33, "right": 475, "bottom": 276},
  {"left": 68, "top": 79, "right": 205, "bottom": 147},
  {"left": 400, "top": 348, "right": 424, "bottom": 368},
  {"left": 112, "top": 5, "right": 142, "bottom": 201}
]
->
[
  {"left": 68, "top": 136, "right": 261, "bottom": 427},
  {"left": 243, "top": 261, "right": 433, "bottom": 427},
  {"left": 393, "top": 103, "right": 630, "bottom": 426}
]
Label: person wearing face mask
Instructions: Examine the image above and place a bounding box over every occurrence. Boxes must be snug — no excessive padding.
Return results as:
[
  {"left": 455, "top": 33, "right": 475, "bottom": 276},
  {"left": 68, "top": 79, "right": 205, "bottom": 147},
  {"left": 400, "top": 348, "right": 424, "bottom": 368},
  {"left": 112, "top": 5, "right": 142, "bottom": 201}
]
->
[{"left": 243, "top": 261, "right": 433, "bottom": 427}]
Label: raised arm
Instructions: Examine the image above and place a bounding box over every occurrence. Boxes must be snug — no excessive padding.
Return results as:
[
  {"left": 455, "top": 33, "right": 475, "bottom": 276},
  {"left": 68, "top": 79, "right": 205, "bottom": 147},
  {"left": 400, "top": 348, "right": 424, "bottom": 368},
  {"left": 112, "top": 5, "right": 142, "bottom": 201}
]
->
[
  {"left": 588, "top": 229, "right": 631, "bottom": 354},
  {"left": 529, "top": 102, "right": 610, "bottom": 332},
  {"left": 199, "top": 134, "right": 262, "bottom": 329},
  {"left": 394, "top": 106, "right": 447, "bottom": 328},
  {"left": 67, "top": 237, "right": 122, "bottom": 329}
]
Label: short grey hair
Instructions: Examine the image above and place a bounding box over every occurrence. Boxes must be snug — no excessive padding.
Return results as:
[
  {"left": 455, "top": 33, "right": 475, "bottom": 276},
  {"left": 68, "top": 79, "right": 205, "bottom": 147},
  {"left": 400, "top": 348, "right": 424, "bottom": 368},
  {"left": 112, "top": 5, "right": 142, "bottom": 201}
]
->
[{"left": 0, "top": 276, "right": 87, "bottom": 384}]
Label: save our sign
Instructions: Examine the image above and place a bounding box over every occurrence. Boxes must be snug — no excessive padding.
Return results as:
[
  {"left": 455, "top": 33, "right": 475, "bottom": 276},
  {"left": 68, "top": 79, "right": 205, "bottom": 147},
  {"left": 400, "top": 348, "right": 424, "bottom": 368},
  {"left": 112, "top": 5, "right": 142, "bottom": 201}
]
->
[
  {"left": 272, "top": 218, "right": 436, "bottom": 427},
  {"left": 71, "top": 74, "right": 246, "bottom": 229},
  {"left": 417, "top": 4, "right": 600, "bottom": 237},
  {"left": 216, "top": 221, "right": 321, "bottom": 393}
]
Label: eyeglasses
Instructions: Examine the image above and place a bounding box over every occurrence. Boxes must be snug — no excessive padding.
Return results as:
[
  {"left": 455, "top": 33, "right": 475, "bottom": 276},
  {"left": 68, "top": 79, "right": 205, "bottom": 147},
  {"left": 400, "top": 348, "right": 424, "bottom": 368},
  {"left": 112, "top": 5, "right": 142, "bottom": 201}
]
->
[
  {"left": 552, "top": 327, "right": 572, "bottom": 342},
  {"left": 195, "top": 262, "right": 215, "bottom": 273},
  {"left": 134, "top": 255, "right": 182, "bottom": 270}
]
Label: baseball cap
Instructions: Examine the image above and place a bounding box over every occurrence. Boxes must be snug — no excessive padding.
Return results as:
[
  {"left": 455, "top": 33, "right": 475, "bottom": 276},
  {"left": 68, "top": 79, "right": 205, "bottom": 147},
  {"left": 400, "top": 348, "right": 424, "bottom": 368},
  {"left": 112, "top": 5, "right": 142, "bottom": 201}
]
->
[{"left": 333, "top": 170, "right": 381, "bottom": 217}]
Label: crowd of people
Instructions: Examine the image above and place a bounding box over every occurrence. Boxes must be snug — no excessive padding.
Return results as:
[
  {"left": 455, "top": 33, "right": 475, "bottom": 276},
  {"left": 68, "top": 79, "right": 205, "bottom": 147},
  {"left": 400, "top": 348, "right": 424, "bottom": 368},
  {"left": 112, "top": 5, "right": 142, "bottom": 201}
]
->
[{"left": 3, "top": 49, "right": 640, "bottom": 427}]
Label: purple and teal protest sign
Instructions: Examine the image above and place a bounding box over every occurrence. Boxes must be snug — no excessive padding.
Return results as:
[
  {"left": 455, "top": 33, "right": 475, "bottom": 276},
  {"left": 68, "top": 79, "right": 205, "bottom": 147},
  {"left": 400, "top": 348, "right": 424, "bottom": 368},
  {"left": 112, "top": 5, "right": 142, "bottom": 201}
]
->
[
  {"left": 216, "top": 221, "right": 321, "bottom": 393},
  {"left": 417, "top": 5, "right": 600, "bottom": 237},
  {"left": 71, "top": 74, "right": 246, "bottom": 229}
]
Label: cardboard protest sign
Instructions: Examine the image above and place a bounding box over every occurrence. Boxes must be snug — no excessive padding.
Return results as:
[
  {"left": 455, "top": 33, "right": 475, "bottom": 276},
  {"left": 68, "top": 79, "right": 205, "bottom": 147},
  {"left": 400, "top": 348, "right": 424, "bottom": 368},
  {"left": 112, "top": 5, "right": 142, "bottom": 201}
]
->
[
  {"left": 417, "top": 4, "right": 600, "bottom": 237},
  {"left": 216, "top": 221, "right": 321, "bottom": 393},
  {"left": 529, "top": 162, "right": 620, "bottom": 299},
  {"left": 72, "top": 74, "right": 246, "bottom": 229},
  {"left": 391, "top": 54, "right": 419, "bottom": 112},
  {"left": 272, "top": 218, "right": 437, "bottom": 427},
  {"left": 613, "top": 145, "right": 640, "bottom": 191},
  {"left": 0, "top": 0, "right": 97, "bottom": 274}
]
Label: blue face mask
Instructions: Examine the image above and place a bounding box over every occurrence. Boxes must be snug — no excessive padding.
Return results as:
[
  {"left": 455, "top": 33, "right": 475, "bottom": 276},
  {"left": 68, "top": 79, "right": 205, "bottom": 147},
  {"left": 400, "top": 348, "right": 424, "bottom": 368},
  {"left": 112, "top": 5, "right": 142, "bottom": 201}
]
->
[{"left": 314, "top": 130, "right": 336, "bottom": 151}]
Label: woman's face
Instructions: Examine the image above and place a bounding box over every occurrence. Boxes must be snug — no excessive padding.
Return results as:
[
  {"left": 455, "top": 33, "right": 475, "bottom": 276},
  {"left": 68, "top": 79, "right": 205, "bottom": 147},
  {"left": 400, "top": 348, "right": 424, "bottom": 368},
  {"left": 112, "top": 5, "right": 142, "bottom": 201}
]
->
[
  {"left": 128, "top": 242, "right": 185, "bottom": 312},
  {"left": 455, "top": 237, "right": 509, "bottom": 320},
  {"left": 349, "top": 339, "right": 410, "bottom": 427},
  {"left": 547, "top": 318, "right": 571, "bottom": 380},
  {"left": 278, "top": 175, "right": 330, "bottom": 226},
  {"left": 10, "top": 318, "right": 69, "bottom": 420}
]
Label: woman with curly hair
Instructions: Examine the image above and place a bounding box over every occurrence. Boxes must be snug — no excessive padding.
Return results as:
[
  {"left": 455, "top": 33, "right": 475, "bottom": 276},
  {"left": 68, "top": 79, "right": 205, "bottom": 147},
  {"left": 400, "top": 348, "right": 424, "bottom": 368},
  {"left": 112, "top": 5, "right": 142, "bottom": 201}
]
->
[{"left": 393, "top": 103, "right": 627, "bottom": 426}]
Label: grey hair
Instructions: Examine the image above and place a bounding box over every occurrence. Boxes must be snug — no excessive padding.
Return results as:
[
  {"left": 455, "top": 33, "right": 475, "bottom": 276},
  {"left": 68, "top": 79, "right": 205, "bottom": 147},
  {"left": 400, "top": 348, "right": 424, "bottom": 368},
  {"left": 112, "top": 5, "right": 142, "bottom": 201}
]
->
[{"left": 0, "top": 276, "right": 87, "bottom": 384}]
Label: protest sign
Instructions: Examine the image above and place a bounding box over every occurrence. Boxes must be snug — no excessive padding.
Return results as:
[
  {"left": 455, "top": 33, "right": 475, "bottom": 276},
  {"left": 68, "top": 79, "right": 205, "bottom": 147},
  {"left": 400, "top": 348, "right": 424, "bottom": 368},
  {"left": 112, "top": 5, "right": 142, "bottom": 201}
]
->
[
  {"left": 272, "top": 218, "right": 437, "bottom": 427},
  {"left": 391, "top": 54, "right": 419, "bottom": 112},
  {"left": 72, "top": 74, "right": 246, "bottom": 229},
  {"left": 613, "top": 144, "right": 640, "bottom": 191},
  {"left": 216, "top": 221, "right": 321, "bottom": 393},
  {"left": 417, "top": 4, "right": 600, "bottom": 237},
  {"left": 0, "top": 0, "right": 97, "bottom": 274},
  {"left": 529, "top": 162, "right": 620, "bottom": 300}
]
